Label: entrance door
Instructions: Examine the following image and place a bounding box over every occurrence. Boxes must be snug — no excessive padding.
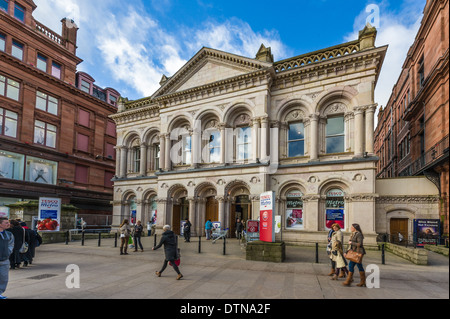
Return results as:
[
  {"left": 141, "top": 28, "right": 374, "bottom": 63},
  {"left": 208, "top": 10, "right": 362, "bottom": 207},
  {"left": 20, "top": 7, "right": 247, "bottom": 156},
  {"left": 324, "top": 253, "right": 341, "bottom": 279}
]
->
[
  {"left": 230, "top": 195, "right": 252, "bottom": 238},
  {"left": 173, "top": 205, "right": 181, "bottom": 235},
  {"left": 390, "top": 218, "right": 408, "bottom": 245},
  {"left": 205, "top": 197, "right": 218, "bottom": 223}
]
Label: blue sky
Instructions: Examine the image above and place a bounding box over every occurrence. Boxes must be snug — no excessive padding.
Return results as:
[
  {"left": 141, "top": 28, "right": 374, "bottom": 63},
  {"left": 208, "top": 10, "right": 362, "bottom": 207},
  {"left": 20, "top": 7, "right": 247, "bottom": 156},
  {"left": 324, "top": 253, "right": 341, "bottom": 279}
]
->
[{"left": 33, "top": 0, "right": 426, "bottom": 110}]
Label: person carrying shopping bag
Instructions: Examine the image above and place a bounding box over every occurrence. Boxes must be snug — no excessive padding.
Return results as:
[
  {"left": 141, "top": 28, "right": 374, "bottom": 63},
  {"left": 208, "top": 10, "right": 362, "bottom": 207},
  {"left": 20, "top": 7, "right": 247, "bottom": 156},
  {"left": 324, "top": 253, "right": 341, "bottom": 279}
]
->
[
  {"left": 119, "top": 219, "right": 131, "bottom": 255},
  {"left": 152, "top": 225, "right": 183, "bottom": 280},
  {"left": 329, "top": 223, "right": 348, "bottom": 280},
  {"left": 343, "top": 223, "right": 366, "bottom": 287}
]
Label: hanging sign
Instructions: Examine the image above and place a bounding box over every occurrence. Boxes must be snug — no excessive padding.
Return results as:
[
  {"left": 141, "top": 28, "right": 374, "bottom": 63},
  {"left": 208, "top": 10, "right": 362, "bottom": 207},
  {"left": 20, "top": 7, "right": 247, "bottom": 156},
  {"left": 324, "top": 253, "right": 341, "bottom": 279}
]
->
[{"left": 260, "top": 191, "right": 275, "bottom": 242}]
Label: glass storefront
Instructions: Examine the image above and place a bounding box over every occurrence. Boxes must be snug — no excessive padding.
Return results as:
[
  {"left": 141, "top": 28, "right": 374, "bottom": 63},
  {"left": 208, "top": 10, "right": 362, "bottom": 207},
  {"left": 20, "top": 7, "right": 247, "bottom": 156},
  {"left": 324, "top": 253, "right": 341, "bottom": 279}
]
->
[
  {"left": 286, "top": 190, "right": 304, "bottom": 229},
  {"left": 325, "top": 188, "right": 345, "bottom": 229}
]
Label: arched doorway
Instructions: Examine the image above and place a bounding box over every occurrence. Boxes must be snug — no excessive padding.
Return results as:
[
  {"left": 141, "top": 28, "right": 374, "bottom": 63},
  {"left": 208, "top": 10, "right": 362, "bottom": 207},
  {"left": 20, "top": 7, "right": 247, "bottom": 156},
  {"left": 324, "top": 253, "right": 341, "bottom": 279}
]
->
[
  {"left": 226, "top": 181, "right": 252, "bottom": 238},
  {"left": 168, "top": 184, "right": 188, "bottom": 235},
  {"left": 205, "top": 197, "right": 218, "bottom": 223}
]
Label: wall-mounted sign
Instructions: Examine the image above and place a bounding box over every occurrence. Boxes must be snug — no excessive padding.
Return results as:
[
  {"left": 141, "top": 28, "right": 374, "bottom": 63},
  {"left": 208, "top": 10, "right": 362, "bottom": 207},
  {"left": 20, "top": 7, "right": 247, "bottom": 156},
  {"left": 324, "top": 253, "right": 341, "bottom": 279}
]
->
[{"left": 37, "top": 197, "right": 61, "bottom": 231}]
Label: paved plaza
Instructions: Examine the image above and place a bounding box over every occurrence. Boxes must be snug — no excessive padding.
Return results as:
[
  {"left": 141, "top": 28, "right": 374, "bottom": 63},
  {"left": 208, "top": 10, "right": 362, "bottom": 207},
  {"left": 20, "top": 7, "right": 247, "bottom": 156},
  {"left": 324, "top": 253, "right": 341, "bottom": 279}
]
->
[{"left": 4, "top": 236, "right": 449, "bottom": 300}]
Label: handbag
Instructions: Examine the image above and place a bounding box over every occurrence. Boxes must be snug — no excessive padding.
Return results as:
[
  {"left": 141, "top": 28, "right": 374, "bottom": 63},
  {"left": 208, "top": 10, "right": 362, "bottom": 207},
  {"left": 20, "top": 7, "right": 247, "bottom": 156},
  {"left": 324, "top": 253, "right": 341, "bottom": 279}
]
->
[
  {"left": 345, "top": 249, "right": 363, "bottom": 263},
  {"left": 19, "top": 228, "right": 29, "bottom": 254}
]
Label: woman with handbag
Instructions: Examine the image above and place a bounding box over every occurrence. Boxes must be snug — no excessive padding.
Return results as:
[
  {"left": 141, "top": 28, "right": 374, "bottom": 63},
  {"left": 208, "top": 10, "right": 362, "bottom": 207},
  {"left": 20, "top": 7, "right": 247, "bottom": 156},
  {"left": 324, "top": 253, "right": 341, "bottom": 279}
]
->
[
  {"left": 119, "top": 219, "right": 131, "bottom": 255},
  {"left": 329, "top": 224, "right": 348, "bottom": 280},
  {"left": 343, "top": 223, "right": 366, "bottom": 287}
]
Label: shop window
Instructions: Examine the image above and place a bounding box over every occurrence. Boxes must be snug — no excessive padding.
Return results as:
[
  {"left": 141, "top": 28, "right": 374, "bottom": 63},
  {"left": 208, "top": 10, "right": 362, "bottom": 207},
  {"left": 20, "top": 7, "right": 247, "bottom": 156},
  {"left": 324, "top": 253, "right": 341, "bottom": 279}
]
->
[
  {"left": 326, "top": 116, "right": 345, "bottom": 153},
  {"left": 285, "top": 189, "right": 304, "bottom": 229},
  {"left": 78, "top": 109, "right": 90, "bottom": 127},
  {"left": 325, "top": 188, "right": 345, "bottom": 230},
  {"left": 75, "top": 165, "right": 88, "bottom": 184},
  {"left": 11, "top": 40, "right": 23, "bottom": 60},
  {"left": 14, "top": 3, "right": 25, "bottom": 22},
  {"left": 36, "top": 91, "right": 58, "bottom": 115},
  {"left": 36, "top": 54, "right": 47, "bottom": 72},
  {"left": 51, "top": 62, "right": 61, "bottom": 79},
  {"left": 0, "top": 33, "right": 5, "bottom": 52},
  {"left": 0, "top": 150, "right": 24, "bottom": 180},
  {"left": 77, "top": 133, "right": 89, "bottom": 152},
  {"left": 0, "top": 107, "right": 18, "bottom": 138},
  {"left": 106, "top": 121, "right": 116, "bottom": 137},
  {"left": 288, "top": 122, "right": 305, "bottom": 157},
  {"left": 0, "top": 0, "right": 8, "bottom": 12},
  {"left": 0, "top": 75, "right": 20, "bottom": 101},
  {"left": 34, "top": 120, "right": 57, "bottom": 148},
  {"left": 25, "top": 156, "right": 57, "bottom": 185}
]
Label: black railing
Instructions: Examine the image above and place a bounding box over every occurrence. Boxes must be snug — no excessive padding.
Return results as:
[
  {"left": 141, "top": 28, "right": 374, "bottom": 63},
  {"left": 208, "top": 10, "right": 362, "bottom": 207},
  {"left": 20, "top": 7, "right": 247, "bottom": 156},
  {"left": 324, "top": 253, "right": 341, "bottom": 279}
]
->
[
  {"left": 410, "top": 134, "right": 449, "bottom": 175},
  {"left": 377, "top": 233, "right": 449, "bottom": 248}
]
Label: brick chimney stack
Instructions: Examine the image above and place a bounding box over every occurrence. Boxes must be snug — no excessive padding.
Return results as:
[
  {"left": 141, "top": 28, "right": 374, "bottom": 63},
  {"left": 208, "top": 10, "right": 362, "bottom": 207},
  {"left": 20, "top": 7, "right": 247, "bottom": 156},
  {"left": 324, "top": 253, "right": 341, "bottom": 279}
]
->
[{"left": 61, "top": 18, "right": 79, "bottom": 55}]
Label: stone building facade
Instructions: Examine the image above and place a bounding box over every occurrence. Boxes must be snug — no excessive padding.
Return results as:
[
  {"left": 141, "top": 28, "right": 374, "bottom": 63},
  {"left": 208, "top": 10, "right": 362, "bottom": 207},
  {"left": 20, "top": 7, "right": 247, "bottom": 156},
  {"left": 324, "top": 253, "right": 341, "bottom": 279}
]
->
[
  {"left": 111, "top": 25, "right": 389, "bottom": 244},
  {"left": 0, "top": 0, "right": 119, "bottom": 225}
]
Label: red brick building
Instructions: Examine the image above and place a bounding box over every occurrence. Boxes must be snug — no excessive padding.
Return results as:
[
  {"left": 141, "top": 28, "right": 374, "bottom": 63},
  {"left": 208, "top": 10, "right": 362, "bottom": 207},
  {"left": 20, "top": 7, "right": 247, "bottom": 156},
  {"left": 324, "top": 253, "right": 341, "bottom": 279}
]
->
[
  {"left": 375, "top": 0, "right": 449, "bottom": 235},
  {"left": 0, "top": 0, "right": 119, "bottom": 227}
]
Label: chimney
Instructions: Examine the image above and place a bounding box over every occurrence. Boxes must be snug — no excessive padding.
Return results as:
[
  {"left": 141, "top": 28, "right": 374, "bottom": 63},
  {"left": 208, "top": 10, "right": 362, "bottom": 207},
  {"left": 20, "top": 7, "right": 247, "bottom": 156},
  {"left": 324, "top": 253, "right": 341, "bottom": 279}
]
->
[{"left": 61, "top": 18, "right": 79, "bottom": 55}]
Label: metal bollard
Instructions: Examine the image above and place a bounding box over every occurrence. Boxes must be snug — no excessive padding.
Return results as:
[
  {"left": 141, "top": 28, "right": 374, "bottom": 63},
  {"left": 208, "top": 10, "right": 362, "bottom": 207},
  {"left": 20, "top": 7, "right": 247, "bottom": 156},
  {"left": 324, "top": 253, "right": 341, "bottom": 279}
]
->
[
  {"left": 114, "top": 232, "right": 118, "bottom": 247},
  {"left": 65, "top": 231, "right": 69, "bottom": 245},
  {"left": 98, "top": 232, "right": 101, "bottom": 247},
  {"left": 154, "top": 234, "right": 157, "bottom": 247},
  {"left": 315, "top": 243, "right": 319, "bottom": 263},
  {"left": 198, "top": 236, "right": 202, "bottom": 253},
  {"left": 382, "top": 244, "right": 385, "bottom": 265},
  {"left": 81, "top": 231, "right": 85, "bottom": 246},
  {"left": 223, "top": 237, "right": 226, "bottom": 255}
]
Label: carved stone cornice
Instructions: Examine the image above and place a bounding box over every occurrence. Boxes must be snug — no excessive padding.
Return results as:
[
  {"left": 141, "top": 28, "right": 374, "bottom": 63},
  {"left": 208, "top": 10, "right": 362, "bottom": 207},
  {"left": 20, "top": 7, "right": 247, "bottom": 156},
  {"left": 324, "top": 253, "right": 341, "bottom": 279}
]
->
[{"left": 376, "top": 195, "right": 440, "bottom": 204}]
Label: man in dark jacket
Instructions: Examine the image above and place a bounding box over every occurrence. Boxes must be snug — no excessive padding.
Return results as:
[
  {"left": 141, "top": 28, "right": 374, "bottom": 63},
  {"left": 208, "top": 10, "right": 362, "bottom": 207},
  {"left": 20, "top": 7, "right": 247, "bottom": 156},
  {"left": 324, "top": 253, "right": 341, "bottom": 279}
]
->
[{"left": 152, "top": 225, "right": 183, "bottom": 280}]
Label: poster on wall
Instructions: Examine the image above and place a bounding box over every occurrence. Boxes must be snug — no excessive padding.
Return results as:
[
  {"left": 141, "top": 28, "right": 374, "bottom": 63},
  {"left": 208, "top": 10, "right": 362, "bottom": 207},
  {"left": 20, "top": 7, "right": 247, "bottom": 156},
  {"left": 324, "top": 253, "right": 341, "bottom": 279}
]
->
[
  {"left": 0, "top": 206, "right": 9, "bottom": 218},
  {"left": 325, "top": 188, "right": 345, "bottom": 229},
  {"left": 37, "top": 197, "right": 61, "bottom": 231},
  {"left": 260, "top": 191, "right": 275, "bottom": 243},
  {"left": 286, "top": 190, "right": 304, "bottom": 229},
  {"left": 414, "top": 219, "right": 441, "bottom": 247}
]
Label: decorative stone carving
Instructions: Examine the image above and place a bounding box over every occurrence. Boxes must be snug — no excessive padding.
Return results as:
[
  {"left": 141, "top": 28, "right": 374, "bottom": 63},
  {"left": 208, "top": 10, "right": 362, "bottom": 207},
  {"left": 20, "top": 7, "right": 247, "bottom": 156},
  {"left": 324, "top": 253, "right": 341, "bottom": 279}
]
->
[
  {"left": 323, "top": 102, "right": 346, "bottom": 116},
  {"left": 234, "top": 114, "right": 251, "bottom": 126},
  {"left": 285, "top": 110, "right": 305, "bottom": 122}
]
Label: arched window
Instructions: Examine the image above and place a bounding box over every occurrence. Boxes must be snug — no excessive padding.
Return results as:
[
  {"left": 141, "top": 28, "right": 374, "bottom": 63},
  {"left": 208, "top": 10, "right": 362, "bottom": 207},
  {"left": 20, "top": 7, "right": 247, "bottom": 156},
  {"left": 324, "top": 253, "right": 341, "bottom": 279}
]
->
[
  {"left": 325, "top": 188, "right": 345, "bottom": 229},
  {"left": 202, "top": 119, "right": 221, "bottom": 164},
  {"left": 286, "top": 189, "right": 304, "bottom": 229},
  {"left": 326, "top": 116, "right": 345, "bottom": 153},
  {"left": 288, "top": 122, "right": 305, "bottom": 157},
  {"left": 236, "top": 126, "right": 251, "bottom": 161},
  {"left": 130, "top": 139, "right": 141, "bottom": 173}
]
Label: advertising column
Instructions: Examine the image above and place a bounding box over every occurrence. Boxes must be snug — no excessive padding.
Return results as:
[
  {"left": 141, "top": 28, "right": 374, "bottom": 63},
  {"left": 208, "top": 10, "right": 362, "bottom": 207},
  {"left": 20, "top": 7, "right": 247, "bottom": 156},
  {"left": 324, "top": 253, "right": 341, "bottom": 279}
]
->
[
  {"left": 37, "top": 198, "right": 61, "bottom": 231},
  {"left": 260, "top": 191, "right": 275, "bottom": 243}
]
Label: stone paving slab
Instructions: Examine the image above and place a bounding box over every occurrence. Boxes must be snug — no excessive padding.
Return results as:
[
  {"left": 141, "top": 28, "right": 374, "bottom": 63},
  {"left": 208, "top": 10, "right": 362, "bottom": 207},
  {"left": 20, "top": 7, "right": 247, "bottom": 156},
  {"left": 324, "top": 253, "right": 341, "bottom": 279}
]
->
[{"left": 3, "top": 235, "right": 449, "bottom": 301}]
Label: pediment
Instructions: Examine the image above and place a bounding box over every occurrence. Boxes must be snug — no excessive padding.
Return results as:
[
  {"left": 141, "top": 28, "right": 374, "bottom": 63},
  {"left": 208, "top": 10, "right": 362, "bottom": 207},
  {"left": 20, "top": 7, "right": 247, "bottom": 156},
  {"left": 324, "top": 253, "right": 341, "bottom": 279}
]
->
[{"left": 152, "top": 47, "right": 272, "bottom": 98}]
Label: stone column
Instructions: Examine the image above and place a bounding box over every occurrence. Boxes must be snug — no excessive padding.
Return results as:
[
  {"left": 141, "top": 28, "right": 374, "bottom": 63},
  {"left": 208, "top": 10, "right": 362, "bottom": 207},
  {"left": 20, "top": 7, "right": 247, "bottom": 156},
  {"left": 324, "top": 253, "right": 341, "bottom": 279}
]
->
[
  {"left": 188, "top": 197, "right": 197, "bottom": 236},
  {"left": 191, "top": 128, "right": 200, "bottom": 168},
  {"left": 365, "top": 104, "right": 377, "bottom": 155},
  {"left": 251, "top": 118, "right": 260, "bottom": 162},
  {"left": 260, "top": 117, "right": 269, "bottom": 163},
  {"left": 165, "top": 134, "right": 171, "bottom": 170},
  {"left": 114, "top": 146, "right": 121, "bottom": 177},
  {"left": 217, "top": 196, "right": 225, "bottom": 228},
  {"left": 309, "top": 113, "right": 319, "bottom": 161},
  {"left": 139, "top": 142, "right": 147, "bottom": 176},
  {"left": 354, "top": 107, "right": 365, "bottom": 157},
  {"left": 219, "top": 123, "right": 226, "bottom": 165},
  {"left": 120, "top": 146, "right": 128, "bottom": 178},
  {"left": 303, "top": 195, "right": 320, "bottom": 231},
  {"left": 159, "top": 134, "right": 166, "bottom": 170}
]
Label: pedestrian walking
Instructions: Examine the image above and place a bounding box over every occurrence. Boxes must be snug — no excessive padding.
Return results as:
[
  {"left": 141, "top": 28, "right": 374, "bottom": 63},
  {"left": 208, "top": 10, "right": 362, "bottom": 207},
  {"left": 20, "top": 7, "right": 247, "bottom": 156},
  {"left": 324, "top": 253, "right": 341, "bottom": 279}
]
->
[
  {"left": 343, "top": 223, "right": 367, "bottom": 287},
  {"left": 133, "top": 220, "right": 144, "bottom": 252},
  {"left": 7, "top": 220, "right": 27, "bottom": 269},
  {"left": 183, "top": 219, "right": 192, "bottom": 242},
  {"left": 152, "top": 225, "right": 183, "bottom": 280},
  {"left": 205, "top": 219, "right": 213, "bottom": 240},
  {"left": 329, "top": 223, "right": 348, "bottom": 280},
  {"left": 0, "top": 218, "right": 14, "bottom": 299},
  {"left": 119, "top": 219, "right": 131, "bottom": 255},
  {"left": 235, "top": 218, "right": 244, "bottom": 240},
  {"left": 326, "top": 227, "right": 335, "bottom": 276},
  {"left": 20, "top": 222, "right": 35, "bottom": 266}
]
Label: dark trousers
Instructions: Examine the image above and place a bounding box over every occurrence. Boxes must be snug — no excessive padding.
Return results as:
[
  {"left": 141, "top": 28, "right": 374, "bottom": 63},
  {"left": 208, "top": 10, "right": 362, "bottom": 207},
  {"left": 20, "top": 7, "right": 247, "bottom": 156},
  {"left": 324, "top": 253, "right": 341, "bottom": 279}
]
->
[
  {"left": 159, "top": 259, "right": 181, "bottom": 275},
  {"left": 134, "top": 235, "right": 143, "bottom": 250},
  {"left": 184, "top": 231, "right": 191, "bottom": 242}
]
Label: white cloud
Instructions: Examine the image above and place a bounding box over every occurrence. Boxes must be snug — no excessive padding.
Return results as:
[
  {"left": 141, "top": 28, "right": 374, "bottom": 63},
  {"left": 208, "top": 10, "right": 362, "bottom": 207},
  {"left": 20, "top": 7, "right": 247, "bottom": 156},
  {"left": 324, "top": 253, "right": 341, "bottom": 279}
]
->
[
  {"left": 33, "top": 1, "right": 290, "bottom": 100},
  {"left": 344, "top": 1, "right": 424, "bottom": 113}
]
